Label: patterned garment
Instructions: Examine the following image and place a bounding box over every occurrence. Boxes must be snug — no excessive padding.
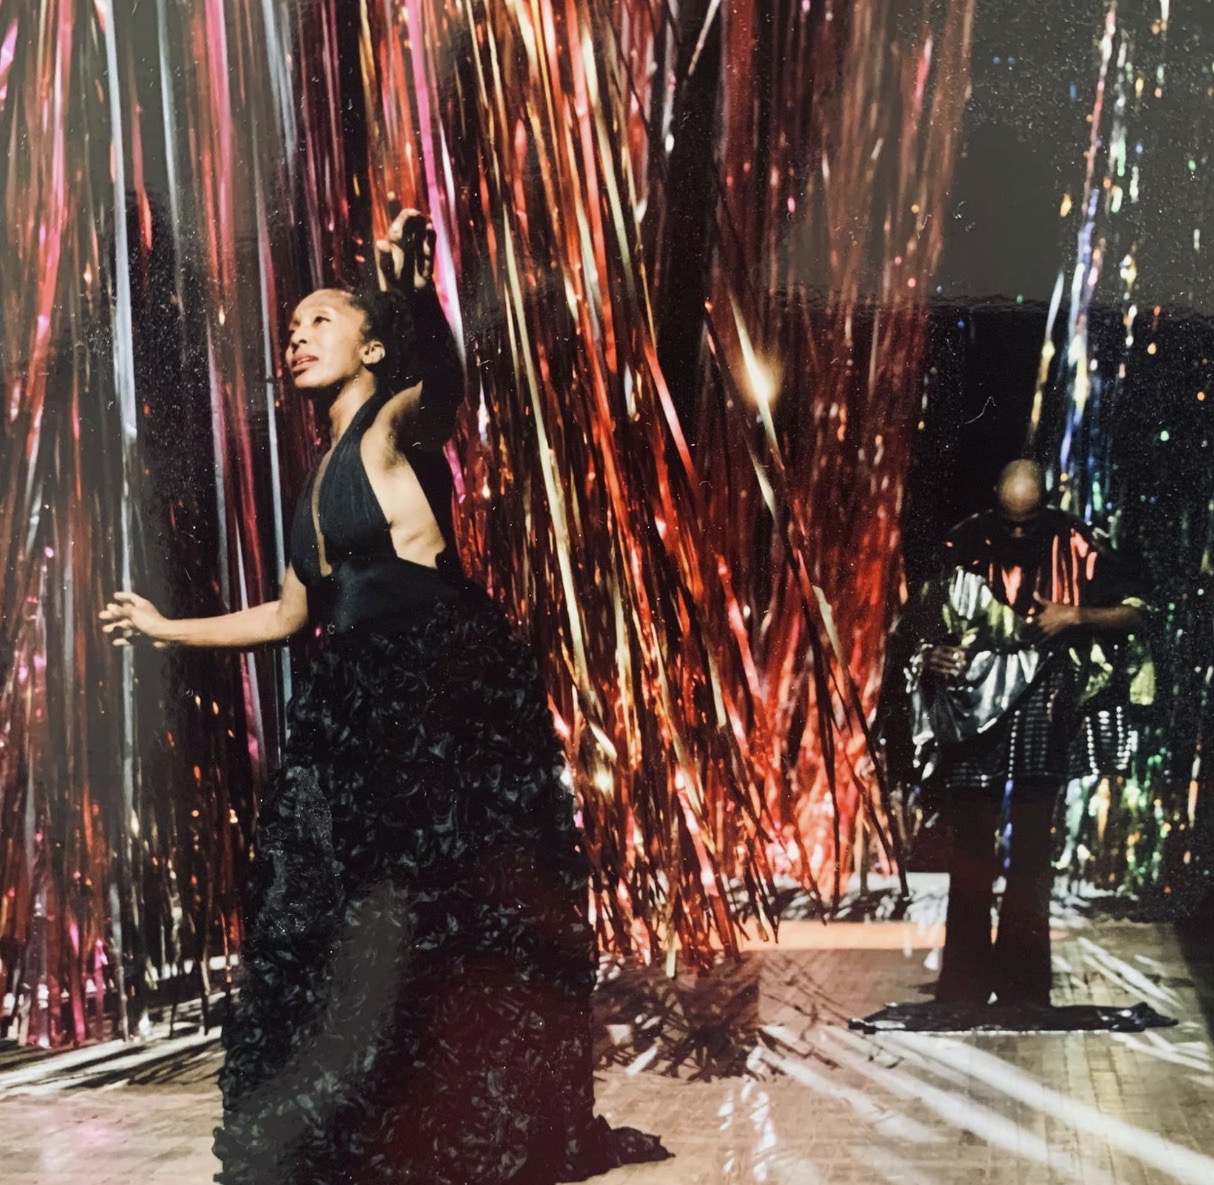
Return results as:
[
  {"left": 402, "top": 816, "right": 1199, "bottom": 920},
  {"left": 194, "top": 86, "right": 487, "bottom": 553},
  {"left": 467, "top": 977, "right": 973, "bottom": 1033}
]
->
[
  {"left": 940, "top": 507, "right": 1139, "bottom": 618},
  {"left": 886, "top": 507, "right": 1151, "bottom": 800},
  {"left": 941, "top": 657, "right": 1134, "bottom": 800}
]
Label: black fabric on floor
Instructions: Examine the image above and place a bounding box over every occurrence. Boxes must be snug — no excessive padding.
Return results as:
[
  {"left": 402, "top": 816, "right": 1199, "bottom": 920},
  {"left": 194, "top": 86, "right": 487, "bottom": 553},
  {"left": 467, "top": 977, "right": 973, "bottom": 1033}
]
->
[{"left": 849, "top": 1000, "right": 1177, "bottom": 1034}]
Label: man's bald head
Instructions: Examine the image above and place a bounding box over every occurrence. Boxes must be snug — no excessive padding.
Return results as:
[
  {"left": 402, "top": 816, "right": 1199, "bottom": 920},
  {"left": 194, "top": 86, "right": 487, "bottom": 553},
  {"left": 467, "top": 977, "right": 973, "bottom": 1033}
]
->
[
  {"left": 996, "top": 460, "right": 1046, "bottom": 518},
  {"left": 993, "top": 460, "right": 1046, "bottom": 548}
]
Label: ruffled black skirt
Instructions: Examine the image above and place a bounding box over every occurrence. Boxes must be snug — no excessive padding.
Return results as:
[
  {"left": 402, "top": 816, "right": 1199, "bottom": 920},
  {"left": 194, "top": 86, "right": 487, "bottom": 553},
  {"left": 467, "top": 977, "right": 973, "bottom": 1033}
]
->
[{"left": 213, "top": 587, "right": 668, "bottom": 1184}]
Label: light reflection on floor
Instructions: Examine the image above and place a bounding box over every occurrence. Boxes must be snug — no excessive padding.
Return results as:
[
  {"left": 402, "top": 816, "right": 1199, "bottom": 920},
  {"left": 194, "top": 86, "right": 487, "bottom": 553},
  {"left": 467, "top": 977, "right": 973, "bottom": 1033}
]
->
[{"left": 1, "top": 878, "right": 1211, "bottom": 1184}]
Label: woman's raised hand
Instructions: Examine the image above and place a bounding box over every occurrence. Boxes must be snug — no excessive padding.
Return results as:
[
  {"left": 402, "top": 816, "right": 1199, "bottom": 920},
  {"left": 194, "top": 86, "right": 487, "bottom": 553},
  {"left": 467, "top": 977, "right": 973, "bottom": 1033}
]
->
[
  {"left": 99, "top": 591, "right": 171, "bottom": 649},
  {"left": 376, "top": 194, "right": 435, "bottom": 293}
]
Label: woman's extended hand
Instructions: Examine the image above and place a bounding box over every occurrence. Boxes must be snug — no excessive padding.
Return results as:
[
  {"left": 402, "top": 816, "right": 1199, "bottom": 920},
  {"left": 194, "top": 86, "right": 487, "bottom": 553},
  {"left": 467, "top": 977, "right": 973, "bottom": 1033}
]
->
[
  {"left": 376, "top": 195, "right": 435, "bottom": 293},
  {"left": 99, "top": 591, "right": 171, "bottom": 649}
]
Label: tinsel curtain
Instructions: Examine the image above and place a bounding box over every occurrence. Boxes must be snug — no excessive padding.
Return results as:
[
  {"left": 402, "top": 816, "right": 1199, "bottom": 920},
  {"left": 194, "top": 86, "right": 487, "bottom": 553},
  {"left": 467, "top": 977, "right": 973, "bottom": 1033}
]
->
[
  {"left": 1025, "top": 1, "right": 1214, "bottom": 902},
  {"left": 1, "top": 0, "right": 996, "bottom": 1048}
]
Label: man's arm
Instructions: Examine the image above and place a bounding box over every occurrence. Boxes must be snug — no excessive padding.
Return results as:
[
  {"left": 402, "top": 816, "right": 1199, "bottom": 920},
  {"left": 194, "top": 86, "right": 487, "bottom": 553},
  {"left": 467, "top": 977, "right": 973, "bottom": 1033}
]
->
[
  {"left": 1030, "top": 594, "right": 1145, "bottom": 641},
  {"left": 914, "top": 518, "right": 978, "bottom": 676},
  {"left": 1030, "top": 517, "right": 1150, "bottom": 642}
]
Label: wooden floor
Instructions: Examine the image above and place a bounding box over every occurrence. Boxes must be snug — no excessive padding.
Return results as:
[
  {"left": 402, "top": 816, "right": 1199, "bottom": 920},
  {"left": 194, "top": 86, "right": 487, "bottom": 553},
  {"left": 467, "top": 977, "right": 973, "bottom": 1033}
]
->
[{"left": 3, "top": 878, "right": 1212, "bottom": 1185}]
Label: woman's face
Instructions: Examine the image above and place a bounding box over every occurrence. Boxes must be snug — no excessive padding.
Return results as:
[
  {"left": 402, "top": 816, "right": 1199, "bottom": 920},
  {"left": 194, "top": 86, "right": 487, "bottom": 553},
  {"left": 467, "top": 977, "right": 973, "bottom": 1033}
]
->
[{"left": 285, "top": 290, "right": 382, "bottom": 390}]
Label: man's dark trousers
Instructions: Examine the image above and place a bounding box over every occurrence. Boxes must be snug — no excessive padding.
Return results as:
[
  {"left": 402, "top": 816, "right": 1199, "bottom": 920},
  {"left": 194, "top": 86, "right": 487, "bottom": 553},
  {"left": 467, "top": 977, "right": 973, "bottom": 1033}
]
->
[{"left": 936, "top": 787, "right": 1057, "bottom": 1006}]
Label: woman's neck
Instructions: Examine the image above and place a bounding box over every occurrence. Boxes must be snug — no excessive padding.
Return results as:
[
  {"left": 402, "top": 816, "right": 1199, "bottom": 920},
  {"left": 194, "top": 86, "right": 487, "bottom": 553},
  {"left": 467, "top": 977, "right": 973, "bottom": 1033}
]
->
[{"left": 325, "top": 371, "right": 379, "bottom": 443}]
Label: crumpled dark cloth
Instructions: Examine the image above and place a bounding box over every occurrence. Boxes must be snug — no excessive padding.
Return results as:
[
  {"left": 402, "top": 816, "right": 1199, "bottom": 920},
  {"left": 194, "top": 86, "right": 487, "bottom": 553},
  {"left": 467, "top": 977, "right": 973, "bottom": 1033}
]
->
[
  {"left": 213, "top": 590, "right": 669, "bottom": 1184},
  {"left": 849, "top": 1000, "right": 1177, "bottom": 1034}
]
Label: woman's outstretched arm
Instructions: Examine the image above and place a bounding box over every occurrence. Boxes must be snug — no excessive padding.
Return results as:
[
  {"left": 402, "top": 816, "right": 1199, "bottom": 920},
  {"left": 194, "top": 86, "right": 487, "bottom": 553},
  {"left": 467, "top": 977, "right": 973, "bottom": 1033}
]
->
[{"left": 100, "top": 565, "right": 310, "bottom": 649}]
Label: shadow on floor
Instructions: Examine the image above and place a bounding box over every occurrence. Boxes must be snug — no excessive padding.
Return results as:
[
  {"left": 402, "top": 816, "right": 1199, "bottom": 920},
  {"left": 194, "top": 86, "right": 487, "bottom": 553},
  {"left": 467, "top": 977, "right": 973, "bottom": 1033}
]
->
[{"left": 1175, "top": 891, "right": 1214, "bottom": 1041}]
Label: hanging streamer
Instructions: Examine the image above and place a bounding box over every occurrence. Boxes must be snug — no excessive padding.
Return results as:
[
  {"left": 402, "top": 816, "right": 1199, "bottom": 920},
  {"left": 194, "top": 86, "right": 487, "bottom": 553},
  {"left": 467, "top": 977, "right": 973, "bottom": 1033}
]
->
[{"left": 0, "top": 0, "right": 976, "bottom": 1043}]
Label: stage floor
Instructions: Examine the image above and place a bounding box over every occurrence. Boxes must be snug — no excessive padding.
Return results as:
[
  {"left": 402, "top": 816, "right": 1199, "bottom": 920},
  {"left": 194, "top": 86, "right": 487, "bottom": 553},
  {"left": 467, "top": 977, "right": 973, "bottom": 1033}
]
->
[{"left": 2, "top": 878, "right": 1212, "bottom": 1185}]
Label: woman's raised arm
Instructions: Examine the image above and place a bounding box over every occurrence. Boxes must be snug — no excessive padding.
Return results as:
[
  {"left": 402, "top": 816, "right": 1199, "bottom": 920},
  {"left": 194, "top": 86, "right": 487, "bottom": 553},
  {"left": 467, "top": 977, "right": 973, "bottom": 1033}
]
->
[
  {"left": 100, "top": 565, "right": 310, "bottom": 649},
  {"left": 376, "top": 204, "right": 467, "bottom": 451},
  {"left": 396, "top": 284, "right": 466, "bottom": 451}
]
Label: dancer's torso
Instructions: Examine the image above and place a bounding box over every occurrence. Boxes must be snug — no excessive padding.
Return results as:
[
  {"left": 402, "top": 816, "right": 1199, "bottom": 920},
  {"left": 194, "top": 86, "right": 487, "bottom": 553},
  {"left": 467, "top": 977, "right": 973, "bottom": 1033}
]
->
[{"left": 289, "top": 387, "right": 466, "bottom": 633}]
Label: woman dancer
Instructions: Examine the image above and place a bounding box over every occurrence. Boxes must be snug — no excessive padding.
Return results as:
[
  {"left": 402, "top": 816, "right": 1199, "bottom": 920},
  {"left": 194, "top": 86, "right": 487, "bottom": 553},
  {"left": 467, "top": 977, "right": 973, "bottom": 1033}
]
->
[{"left": 100, "top": 206, "right": 668, "bottom": 1184}]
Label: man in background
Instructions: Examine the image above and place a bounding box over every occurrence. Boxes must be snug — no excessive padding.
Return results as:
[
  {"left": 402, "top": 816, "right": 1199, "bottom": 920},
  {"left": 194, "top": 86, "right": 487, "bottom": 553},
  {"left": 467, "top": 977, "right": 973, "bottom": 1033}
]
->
[{"left": 902, "top": 460, "right": 1151, "bottom": 1008}]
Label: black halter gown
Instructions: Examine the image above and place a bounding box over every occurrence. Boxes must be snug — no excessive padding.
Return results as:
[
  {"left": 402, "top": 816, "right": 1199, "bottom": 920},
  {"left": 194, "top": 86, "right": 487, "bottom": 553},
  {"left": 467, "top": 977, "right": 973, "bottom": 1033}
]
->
[{"left": 213, "top": 290, "right": 669, "bottom": 1184}]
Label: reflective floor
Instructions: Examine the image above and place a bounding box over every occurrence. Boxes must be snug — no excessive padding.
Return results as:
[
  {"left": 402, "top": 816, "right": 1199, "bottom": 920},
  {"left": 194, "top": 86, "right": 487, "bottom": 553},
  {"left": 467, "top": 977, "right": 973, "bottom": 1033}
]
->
[{"left": 3, "top": 878, "right": 1212, "bottom": 1185}]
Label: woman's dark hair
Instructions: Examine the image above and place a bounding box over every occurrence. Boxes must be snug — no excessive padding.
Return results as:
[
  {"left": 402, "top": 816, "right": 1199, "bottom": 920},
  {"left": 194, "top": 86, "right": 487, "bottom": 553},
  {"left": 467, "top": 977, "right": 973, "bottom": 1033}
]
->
[{"left": 341, "top": 286, "right": 418, "bottom": 392}]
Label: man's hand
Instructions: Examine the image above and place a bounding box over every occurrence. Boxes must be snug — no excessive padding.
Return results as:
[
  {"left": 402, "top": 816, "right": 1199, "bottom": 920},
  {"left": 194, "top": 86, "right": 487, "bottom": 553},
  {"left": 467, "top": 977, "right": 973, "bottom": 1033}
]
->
[
  {"left": 1028, "top": 593, "right": 1081, "bottom": 641},
  {"left": 925, "top": 645, "right": 967, "bottom": 678},
  {"left": 376, "top": 194, "right": 435, "bottom": 293}
]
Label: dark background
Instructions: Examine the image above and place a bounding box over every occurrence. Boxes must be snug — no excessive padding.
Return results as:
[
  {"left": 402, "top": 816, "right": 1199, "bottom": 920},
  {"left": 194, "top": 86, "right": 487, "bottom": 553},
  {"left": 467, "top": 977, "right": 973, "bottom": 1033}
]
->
[
  {"left": 895, "top": 1, "right": 1214, "bottom": 913},
  {"left": 912, "top": 0, "right": 1214, "bottom": 557}
]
